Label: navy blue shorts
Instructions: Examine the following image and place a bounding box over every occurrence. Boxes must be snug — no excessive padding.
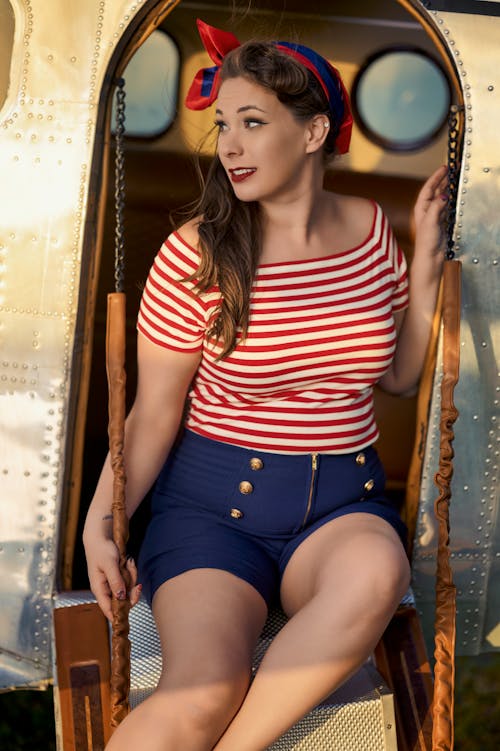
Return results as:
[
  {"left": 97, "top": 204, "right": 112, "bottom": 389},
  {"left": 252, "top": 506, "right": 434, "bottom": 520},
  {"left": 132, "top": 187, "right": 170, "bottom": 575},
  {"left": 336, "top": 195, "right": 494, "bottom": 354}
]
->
[{"left": 138, "top": 430, "right": 407, "bottom": 608}]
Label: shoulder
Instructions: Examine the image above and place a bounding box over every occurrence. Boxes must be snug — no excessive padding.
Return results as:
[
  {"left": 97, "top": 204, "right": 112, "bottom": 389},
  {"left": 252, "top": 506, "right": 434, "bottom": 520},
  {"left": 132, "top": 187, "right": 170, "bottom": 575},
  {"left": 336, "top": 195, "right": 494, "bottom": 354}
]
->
[
  {"left": 335, "top": 194, "right": 377, "bottom": 228},
  {"left": 324, "top": 192, "right": 379, "bottom": 250},
  {"left": 155, "top": 216, "right": 203, "bottom": 275},
  {"left": 175, "top": 216, "right": 202, "bottom": 251}
]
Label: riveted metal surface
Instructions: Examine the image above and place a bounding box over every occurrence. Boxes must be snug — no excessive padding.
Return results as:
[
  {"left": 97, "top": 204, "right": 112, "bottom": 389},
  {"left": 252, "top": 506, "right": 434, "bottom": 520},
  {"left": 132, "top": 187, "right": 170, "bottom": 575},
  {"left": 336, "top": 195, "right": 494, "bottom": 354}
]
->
[
  {"left": 407, "top": 4, "right": 500, "bottom": 656},
  {"left": 0, "top": 0, "right": 177, "bottom": 690}
]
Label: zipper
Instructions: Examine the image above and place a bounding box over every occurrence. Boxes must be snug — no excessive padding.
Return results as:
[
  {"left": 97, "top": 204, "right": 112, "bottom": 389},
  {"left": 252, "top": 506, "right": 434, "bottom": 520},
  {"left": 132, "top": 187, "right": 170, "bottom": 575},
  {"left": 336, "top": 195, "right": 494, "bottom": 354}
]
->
[{"left": 300, "top": 452, "right": 318, "bottom": 529}]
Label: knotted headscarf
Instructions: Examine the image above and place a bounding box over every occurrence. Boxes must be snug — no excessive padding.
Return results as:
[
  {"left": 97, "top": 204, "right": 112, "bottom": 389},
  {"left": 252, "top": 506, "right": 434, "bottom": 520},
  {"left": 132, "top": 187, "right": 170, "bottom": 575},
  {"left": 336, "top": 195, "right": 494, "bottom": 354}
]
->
[{"left": 185, "top": 19, "right": 353, "bottom": 155}]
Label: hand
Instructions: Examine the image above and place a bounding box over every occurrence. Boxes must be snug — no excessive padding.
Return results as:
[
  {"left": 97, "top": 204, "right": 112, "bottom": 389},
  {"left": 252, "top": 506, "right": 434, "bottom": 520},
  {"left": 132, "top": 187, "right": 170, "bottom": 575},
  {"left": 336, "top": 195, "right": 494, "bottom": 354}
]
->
[
  {"left": 412, "top": 164, "right": 448, "bottom": 276},
  {"left": 85, "top": 537, "right": 142, "bottom": 621}
]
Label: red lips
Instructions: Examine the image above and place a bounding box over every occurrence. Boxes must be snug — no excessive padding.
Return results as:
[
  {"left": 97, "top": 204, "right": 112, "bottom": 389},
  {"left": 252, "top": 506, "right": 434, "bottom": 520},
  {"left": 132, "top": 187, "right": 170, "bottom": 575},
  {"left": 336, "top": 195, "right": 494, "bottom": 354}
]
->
[{"left": 229, "top": 168, "right": 257, "bottom": 183}]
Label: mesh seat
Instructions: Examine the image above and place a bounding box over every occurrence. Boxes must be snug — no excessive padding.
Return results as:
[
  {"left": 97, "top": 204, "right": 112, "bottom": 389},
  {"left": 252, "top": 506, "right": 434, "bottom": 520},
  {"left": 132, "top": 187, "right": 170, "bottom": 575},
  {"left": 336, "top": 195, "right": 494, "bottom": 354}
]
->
[{"left": 55, "top": 592, "right": 399, "bottom": 749}]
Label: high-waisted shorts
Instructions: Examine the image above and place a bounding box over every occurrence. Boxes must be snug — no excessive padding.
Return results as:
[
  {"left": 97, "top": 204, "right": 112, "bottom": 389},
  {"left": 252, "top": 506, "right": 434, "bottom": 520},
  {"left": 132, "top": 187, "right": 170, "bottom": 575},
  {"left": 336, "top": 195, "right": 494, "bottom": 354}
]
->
[{"left": 138, "top": 430, "right": 407, "bottom": 608}]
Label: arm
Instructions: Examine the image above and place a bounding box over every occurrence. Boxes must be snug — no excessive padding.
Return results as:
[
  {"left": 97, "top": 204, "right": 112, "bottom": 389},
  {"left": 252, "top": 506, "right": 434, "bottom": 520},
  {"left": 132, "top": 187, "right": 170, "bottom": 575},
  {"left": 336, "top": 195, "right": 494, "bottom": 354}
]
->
[
  {"left": 83, "top": 333, "right": 201, "bottom": 618},
  {"left": 379, "top": 165, "right": 448, "bottom": 395}
]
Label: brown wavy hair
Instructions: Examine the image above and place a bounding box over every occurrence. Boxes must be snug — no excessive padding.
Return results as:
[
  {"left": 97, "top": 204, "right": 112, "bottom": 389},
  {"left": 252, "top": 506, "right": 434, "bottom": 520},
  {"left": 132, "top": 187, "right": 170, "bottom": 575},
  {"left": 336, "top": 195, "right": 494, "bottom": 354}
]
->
[{"left": 188, "top": 41, "right": 339, "bottom": 359}]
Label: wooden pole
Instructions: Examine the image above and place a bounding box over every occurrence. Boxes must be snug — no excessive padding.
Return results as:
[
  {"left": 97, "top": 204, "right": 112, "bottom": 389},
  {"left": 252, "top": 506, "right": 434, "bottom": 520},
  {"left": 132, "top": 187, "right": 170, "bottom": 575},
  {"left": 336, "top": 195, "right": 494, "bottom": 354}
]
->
[
  {"left": 432, "top": 259, "right": 461, "bottom": 751},
  {"left": 106, "top": 291, "right": 131, "bottom": 729}
]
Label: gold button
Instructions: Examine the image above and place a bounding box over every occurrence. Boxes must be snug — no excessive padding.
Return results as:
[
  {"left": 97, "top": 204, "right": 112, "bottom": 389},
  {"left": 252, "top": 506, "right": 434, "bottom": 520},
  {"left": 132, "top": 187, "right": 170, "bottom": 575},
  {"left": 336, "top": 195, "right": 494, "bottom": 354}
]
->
[
  {"left": 355, "top": 452, "right": 366, "bottom": 466},
  {"left": 230, "top": 508, "right": 244, "bottom": 519},
  {"left": 239, "top": 481, "right": 254, "bottom": 494},
  {"left": 250, "top": 457, "right": 264, "bottom": 471},
  {"left": 364, "top": 479, "right": 375, "bottom": 492}
]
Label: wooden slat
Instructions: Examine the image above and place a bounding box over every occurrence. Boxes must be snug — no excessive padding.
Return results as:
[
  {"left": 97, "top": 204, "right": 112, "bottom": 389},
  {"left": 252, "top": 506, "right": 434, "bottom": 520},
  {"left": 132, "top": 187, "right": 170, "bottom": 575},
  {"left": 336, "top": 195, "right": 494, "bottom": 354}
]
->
[
  {"left": 375, "top": 606, "right": 434, "bottom": 751},
  {"left": 53, "top": 602, "right": 111, "bottom": 750}
]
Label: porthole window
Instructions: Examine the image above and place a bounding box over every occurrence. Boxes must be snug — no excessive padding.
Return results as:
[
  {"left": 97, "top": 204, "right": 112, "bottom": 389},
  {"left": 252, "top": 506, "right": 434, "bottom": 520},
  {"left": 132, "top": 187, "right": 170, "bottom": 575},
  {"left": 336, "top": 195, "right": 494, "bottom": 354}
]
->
[
  {"left": 0, "top": 1, "right": 15, "bottom": 115},
  {"left": 352, "top": 47, "right": 451, "bottom": 152},
  {"left": 112, "top": 30, "right": 179, "bottom": 138}
]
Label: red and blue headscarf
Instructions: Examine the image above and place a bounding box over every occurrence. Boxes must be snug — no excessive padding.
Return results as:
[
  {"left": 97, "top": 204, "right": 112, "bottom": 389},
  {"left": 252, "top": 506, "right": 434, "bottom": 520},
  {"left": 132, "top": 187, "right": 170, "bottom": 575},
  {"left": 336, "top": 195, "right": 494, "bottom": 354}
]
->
[{"left": 185, "top": 19, "right": 353, "bottom": 155}]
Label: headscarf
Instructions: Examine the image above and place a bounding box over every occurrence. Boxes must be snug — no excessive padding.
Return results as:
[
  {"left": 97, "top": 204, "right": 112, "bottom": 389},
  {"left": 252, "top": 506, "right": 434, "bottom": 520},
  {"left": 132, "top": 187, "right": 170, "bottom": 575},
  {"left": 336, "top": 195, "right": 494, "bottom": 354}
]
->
[{"left": 185, "top": 19, "right": 353, "bottom": 155}]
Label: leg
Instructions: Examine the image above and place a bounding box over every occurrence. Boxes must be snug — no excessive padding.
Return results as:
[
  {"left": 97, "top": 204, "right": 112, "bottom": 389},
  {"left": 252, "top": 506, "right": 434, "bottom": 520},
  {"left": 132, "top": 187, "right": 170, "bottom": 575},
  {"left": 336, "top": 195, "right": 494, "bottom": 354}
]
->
[
  {"left": 105, "top": 569, "right": 268, "bottom": 751},
  {"left": 214, "top": 513, "right": 410, "bottom": 751}
]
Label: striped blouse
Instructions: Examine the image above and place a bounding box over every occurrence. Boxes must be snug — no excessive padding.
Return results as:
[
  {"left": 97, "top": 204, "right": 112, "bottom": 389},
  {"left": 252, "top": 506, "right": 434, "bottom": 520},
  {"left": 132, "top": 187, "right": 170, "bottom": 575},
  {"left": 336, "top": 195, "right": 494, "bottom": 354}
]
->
[{"left": 137, "top": 202, "right": 409, "bottom": 454}]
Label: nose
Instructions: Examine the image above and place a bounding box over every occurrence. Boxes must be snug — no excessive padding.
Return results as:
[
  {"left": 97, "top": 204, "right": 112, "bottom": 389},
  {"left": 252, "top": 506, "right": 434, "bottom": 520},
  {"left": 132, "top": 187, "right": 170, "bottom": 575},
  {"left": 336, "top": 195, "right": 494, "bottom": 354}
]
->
[{"left": 218, "top": 129, "right": 244, "bottom": 159}]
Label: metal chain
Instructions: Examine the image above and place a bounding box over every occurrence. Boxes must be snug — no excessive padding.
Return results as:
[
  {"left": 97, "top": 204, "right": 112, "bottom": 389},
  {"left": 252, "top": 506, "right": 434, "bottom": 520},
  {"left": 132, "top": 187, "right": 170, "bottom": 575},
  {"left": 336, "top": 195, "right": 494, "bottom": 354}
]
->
[
  {"left": 114, "top": 78, "right": 126, "bottom": 292},
  {"left": 445, "top": 104, "right": 464, "bottom": 260}
]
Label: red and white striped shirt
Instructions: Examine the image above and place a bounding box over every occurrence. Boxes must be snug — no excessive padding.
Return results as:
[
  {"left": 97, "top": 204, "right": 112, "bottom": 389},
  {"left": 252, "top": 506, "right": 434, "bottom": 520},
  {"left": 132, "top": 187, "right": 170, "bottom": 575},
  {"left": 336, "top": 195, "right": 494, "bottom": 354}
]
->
[{"left": 137, "top": 202, "right": 408, "bottom": 454}]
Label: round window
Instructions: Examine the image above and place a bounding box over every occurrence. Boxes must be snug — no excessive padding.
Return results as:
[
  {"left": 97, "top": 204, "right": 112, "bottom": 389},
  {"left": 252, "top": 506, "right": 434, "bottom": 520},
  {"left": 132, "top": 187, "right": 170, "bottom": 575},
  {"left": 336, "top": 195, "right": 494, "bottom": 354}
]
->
[
  {"left": 111, "top": 30, "right": 180, "bottom": 138},
  {"left": 352, "top": 47, "right": 451, "bottom": 152}
]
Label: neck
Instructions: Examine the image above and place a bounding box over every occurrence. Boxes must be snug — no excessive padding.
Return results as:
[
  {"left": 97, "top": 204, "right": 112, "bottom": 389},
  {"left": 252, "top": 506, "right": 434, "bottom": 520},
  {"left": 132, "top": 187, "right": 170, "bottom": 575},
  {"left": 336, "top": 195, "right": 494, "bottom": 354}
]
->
[{"left": 260, "top": 175, "right": 331, "bottom": 246}]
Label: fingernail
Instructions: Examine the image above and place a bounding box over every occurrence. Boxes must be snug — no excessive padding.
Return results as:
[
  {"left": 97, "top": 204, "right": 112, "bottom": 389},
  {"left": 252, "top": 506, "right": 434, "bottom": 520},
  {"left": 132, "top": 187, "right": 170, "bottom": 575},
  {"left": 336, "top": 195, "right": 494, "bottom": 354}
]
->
[
  {"left": 126, "top": 555, "right": 135, "bottom": 564},
  {"left": 116, "top": 590, "right": 126, "bottom": 600},
  {"left": 440, "top": 194, "right": 448, "bottom": 201},
  {"left": 137, "top": 583, "right": 143, "bottom": 592}
]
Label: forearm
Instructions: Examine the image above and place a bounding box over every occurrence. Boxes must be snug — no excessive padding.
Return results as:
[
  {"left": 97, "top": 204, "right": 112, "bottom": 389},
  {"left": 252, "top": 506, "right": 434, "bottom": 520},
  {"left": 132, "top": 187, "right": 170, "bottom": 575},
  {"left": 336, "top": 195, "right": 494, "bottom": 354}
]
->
[
  {"left": 380, "top": 260, "right": 442, "bottom": 394},
  {"left": 82, "top": 400, "right": 184, "bottom": 543}
]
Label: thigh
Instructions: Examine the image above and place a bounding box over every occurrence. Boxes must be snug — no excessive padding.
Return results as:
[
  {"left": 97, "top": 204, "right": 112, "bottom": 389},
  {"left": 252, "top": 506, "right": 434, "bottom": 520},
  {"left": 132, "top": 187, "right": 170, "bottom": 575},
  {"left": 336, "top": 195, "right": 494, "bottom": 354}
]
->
[
  {"left": 280, "top": 512, "right": 410, "bottom": 617},
  {"left": 152, "top": 568, "right": 268, "bottom": 689}
]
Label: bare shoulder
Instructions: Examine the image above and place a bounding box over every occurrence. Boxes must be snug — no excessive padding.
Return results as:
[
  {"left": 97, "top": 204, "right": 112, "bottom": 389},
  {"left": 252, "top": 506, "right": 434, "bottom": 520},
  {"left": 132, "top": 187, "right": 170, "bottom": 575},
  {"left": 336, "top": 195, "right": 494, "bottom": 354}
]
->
[
  {"left": 175, "top": 216, "right": 202, "bottom": 249},
  {"left": 325, "top": 193, "right": 377, "bottom": 250},
  {"left": 336, "top": 194, "right": 376, "bottom": 227}
]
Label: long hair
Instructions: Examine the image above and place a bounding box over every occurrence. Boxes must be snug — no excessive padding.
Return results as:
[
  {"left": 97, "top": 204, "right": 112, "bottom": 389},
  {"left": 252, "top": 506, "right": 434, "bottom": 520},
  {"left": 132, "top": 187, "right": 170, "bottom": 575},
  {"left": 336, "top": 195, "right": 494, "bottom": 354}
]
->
[{"left": 189, "top": 42, "right": 338, "bottom": 359}]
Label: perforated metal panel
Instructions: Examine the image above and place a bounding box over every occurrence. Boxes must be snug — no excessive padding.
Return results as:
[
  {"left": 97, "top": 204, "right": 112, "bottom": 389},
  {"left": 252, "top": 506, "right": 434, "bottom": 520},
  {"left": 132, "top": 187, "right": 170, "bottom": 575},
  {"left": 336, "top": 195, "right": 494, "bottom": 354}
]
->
[{"left": 54, "top": 592, "right": 397, "bottom": 750}]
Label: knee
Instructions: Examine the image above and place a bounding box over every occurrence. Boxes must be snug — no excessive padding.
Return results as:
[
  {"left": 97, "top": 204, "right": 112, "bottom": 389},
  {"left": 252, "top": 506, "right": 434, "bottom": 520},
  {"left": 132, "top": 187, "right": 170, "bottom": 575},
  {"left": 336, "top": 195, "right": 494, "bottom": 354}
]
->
[
  {"left": 157, "top": 674, "right": 250, "bottom": 737},
  {"left": 368, "top": 548, "right": 411, "bottom": 613},
  {"left": 183, "top": 682, "right": 246, "bottom": 733}
]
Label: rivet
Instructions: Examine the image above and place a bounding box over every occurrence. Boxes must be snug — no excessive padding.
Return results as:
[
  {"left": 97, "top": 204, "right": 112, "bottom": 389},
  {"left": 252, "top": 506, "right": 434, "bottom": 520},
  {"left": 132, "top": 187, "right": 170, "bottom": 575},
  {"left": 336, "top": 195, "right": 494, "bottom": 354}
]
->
[
  {"left": 483, "top": 167, "right": 490, "bottom": 173},
  {"left": 249, "top": 458, "right": 264, "bottom": 471},
  {"left": 239, "top": 481, "right": 254, "bottom": 495},
  {"left": 356, "top": 453, "right": 366, "bottom": 466},
  {"left": 364, "top": 479, "right": 375, "bottom": 492},
  {"left": 488, "top": 85, "right": 494, "bottom": 92},
  {"left": 230, "top": 508, "right": 244, "bottom": 520}
]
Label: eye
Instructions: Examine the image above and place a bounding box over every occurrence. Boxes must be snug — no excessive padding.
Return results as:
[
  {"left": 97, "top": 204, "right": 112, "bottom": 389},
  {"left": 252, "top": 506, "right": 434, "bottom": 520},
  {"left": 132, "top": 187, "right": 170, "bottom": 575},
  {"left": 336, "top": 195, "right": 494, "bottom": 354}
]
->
[
  {"left": 244, "top": 118, "right": 266, "bottom": 129},
  {"left": 214, "top": 119, "right": 228, "bottom": 133}
]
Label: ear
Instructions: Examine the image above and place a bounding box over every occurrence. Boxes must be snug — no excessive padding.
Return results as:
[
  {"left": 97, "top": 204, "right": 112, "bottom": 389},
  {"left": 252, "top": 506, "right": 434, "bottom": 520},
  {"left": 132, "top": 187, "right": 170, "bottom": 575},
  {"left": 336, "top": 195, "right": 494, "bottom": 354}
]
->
[{"left": 305, "top": 115, "right": 330, "bottom": 154}]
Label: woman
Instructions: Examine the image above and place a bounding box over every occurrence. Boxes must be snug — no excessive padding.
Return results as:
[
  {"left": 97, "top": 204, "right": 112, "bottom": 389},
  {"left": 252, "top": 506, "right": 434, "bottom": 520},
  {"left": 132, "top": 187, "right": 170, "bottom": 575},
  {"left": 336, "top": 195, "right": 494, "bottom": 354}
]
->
[{"left": 83, "top": 20, "right": 447, "bottom": 751}]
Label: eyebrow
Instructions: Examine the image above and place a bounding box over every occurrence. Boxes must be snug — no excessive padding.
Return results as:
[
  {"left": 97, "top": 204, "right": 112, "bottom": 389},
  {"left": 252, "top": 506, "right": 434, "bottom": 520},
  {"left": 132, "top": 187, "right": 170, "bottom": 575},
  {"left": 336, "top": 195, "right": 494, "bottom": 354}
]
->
[{"left": 215, "top": 105, "right": 268, "bottom": 115}]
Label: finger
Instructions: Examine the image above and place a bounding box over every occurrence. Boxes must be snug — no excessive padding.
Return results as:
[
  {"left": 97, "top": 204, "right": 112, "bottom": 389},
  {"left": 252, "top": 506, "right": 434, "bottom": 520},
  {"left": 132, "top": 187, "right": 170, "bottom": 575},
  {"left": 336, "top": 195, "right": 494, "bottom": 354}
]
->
[
  {"left": 418, "top": 165, "right": 448, "bottom": 205},
  {"left": 89, "top": 572, "right": 114, "bottom": 621},
  {"left": 126, "top": 555, "right": 138, "bottom": 587},
  {"left": 129, "top": 583, "right": 143, "bottom": 608},
  {"left": 102, "top": 561, "right": 127, "bottom": 603}
]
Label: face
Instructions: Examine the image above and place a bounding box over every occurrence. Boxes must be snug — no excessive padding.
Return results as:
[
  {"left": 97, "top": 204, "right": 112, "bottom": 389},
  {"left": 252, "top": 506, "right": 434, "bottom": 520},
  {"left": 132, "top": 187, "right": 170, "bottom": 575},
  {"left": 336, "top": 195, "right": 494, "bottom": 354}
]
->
[{"left": 215, "top": 76, "right": 324, "bottom": 204}]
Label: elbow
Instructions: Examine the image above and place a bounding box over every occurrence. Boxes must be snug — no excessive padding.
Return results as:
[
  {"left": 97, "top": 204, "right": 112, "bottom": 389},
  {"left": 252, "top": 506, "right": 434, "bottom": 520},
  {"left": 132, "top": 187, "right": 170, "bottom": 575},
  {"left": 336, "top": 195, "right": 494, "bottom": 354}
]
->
[{"left": 378, "top": 370, "right": 419, "bottom": 396}]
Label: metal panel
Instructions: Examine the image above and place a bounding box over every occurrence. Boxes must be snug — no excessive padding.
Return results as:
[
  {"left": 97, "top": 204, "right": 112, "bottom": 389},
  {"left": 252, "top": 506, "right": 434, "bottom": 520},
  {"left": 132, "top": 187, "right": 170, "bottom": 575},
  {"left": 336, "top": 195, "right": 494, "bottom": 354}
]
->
[
  {"left": 0, "top": 0, "right": 160, "bottom": 689},
  {"left": 408, "top": 3, "right": 500, "bottom": 655}
]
